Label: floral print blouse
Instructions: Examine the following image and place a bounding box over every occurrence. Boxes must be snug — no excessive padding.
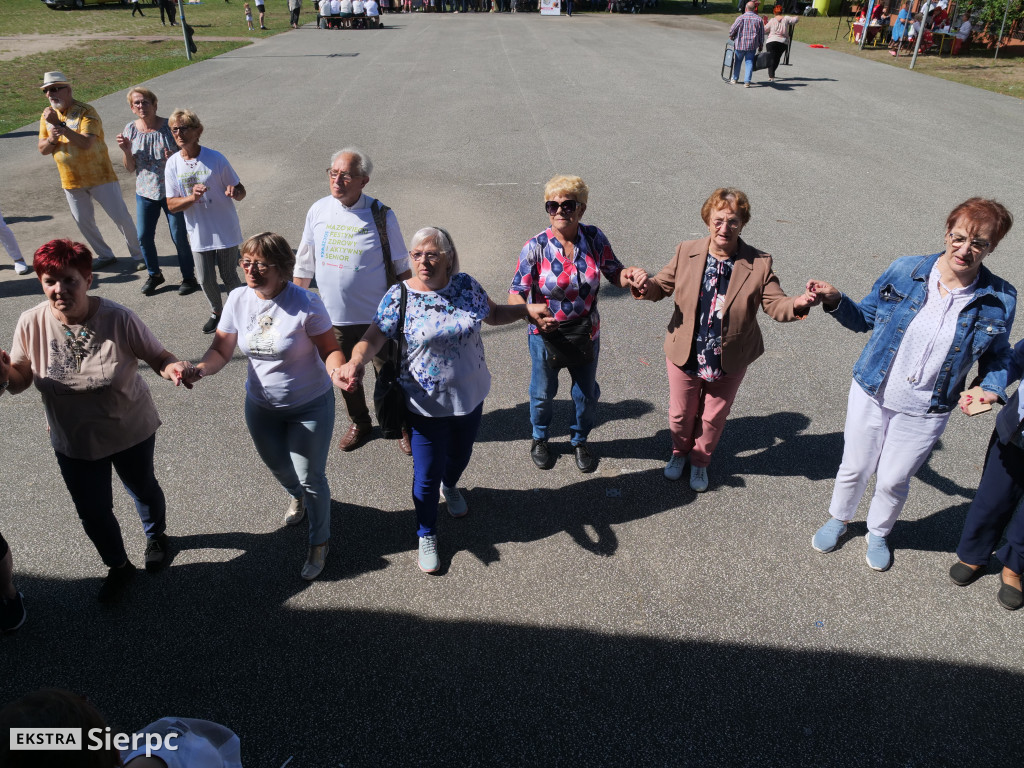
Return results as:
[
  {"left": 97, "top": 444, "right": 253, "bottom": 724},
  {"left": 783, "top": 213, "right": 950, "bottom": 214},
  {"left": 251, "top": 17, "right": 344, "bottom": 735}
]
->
[{"left": 684, "top": 253, "right": 734, "bottom": 382}]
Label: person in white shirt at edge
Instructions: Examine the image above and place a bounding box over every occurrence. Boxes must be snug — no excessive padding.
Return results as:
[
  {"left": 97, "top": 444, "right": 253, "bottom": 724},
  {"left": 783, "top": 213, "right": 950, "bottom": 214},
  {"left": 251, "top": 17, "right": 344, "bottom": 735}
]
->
[
  {"left": 165, "top": 109, "right": 246, "bottom": 335},
  {"left": 294, "top": 147, "right": 412, "bottom": 454},
  {"left": 366, "top": 0, "right": 380, "bottom": 24},
  {"left": 953, "top": 12, "right": 972, "bottom": 55},
  {"left": 353, "top": 0, "right": 366, "bottom": 26}
]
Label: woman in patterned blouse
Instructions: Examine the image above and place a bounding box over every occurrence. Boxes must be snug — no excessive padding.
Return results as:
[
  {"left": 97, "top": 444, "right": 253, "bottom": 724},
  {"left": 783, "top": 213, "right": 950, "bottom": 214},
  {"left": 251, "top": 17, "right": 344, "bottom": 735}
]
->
[{"left": 633, "top": 188, "right": 815, "bottom": 493}]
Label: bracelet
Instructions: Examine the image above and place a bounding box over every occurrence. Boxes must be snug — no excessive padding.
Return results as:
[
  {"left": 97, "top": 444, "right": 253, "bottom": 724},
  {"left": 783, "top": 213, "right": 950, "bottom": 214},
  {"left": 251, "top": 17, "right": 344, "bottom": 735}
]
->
[{"left": 330, "top": 367, "right": 341, "bottom": 377}]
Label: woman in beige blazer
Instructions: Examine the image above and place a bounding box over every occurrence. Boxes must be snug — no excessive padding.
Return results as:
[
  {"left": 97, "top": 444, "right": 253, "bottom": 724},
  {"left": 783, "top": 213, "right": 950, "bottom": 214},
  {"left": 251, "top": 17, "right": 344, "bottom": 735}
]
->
[{"left": 634, "top": 188, "right": 814, "bottom": 492}]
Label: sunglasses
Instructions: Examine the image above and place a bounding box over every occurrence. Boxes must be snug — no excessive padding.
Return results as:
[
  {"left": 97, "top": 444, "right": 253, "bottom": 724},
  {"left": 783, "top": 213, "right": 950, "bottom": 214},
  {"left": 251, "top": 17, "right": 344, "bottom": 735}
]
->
[
  {"left": 43, "top": 85, "right": 67, "bottom": 95},
  {"left": 239, "top": 259, "right": 275, "bottom": 273},
  {"left": 545, "top": 200, "right": 581, "bottom": 215},
  {"left": 169, "top": 126, "right": 195, "bottom": 135}
]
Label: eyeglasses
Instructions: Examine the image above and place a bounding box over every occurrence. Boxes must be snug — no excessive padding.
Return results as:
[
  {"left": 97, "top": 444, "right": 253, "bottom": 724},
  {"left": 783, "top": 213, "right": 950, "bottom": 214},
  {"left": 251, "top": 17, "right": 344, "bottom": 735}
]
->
[
  {"left": 948, "top": 233, "right": 991, "bottom": 253},
  {"left": 131, "top": 100, "right": 152, "bottom": 108},
  {"left": 711, "top": 218, "right": 741, "bottom": 231},
  {"left": 326, "top": 170, "right": 362, "bottom": 182},
  {"left": 239, "top": 259, "right": 275, "bottom": 272},
  {"left": 42, "top": 85, "right": 67, "bottom": 95},
  {"left": 545, "top": 200, "right": 581, "bottom": 216},
  {"left": 169, "top": 126, "right": 195, "bottom": 135},
  {"left": 409, "top": 250, "right": 442, "bottom": 264}
]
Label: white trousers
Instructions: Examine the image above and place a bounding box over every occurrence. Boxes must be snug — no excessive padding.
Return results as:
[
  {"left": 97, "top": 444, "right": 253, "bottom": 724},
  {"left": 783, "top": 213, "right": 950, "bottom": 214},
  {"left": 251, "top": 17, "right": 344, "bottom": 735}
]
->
[
  {"left": 63, "top": 181, "right": 142, "bottom": 262},
  {"left": 0, "top": 203, "right": 23, "bottom": 264},
  {"left": 828, "top": 380, "right": 949, "bottom": 537}
]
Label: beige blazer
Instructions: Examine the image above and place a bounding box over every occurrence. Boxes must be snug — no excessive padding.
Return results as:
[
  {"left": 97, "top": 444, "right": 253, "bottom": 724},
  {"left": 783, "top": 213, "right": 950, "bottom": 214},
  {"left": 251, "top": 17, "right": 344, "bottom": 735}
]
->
[{"left": 645, "top": 236, "right": 807, "bottom": 373}]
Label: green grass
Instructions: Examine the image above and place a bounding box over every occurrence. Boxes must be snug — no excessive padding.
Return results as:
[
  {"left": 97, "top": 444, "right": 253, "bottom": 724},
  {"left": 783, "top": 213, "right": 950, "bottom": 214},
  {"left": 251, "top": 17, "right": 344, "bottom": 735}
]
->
[{"left": 0, "top": 39, "right": 248, "bottom": 134}]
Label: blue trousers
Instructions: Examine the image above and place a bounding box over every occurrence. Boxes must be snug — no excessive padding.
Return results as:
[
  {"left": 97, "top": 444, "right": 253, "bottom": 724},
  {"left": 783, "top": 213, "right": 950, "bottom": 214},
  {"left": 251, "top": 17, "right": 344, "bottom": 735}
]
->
[
  {"left": 733, "top": 49, "right": 756, "bottom": 83},
  {"left": 136, "top": 194, "right": 195, "bottom": 280},
  {"left": 528, "top": 332, "right": 601, "bottom": 447},
  {"left": 408, "top": 403, "right": 483, "bottom": 537},
  {"left": 245, "top": 390, "right": 336, "bottom": 547},
  {"left": 55, "top": 433, "right": 166, "bottom": 568},
  {"left": 957, "top": 431, "right": 1024, "bottom": 575}
]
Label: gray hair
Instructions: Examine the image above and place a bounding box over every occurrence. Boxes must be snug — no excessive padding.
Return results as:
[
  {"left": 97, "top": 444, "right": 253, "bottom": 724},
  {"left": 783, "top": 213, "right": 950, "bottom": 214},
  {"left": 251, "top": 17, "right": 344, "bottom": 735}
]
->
[
  {"left": 330, "top": 146, "right": 372, "bottom": 178},
  {"left": 409, "top": 227, "right": 460, "bottom": 279},
  {"left": 745, "top": 1, "right": 757, "bottom": 9}
]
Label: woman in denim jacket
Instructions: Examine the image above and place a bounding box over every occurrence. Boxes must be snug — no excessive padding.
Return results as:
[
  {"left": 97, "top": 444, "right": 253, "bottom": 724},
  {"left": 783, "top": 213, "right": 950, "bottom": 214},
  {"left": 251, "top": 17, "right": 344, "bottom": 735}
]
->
[{"left": 806, "top": 198, "right": 1015, "bottom": 572}]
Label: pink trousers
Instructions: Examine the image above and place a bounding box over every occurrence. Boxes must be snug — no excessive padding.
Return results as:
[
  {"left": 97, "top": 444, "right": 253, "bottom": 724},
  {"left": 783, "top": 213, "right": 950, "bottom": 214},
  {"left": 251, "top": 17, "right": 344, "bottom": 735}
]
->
[{"left": 666, "top": 359, "right": 747, "bottom": 468}]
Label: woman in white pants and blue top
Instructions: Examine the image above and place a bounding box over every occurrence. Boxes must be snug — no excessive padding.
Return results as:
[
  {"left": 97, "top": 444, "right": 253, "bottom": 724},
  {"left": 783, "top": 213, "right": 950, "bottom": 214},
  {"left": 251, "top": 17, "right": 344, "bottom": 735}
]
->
[
  {"left": 806, "top": 198, "right": 1016, "bottom": 572},
  {"left": 173, "top": 233, "right": 348, "bottom": 581}
]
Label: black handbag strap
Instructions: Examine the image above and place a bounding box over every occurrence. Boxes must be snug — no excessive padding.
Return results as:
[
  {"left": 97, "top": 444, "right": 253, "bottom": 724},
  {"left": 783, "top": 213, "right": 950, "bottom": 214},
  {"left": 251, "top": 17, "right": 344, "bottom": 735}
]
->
[{"left": 371, "top": 198, "right": 396, "bottom": 287}]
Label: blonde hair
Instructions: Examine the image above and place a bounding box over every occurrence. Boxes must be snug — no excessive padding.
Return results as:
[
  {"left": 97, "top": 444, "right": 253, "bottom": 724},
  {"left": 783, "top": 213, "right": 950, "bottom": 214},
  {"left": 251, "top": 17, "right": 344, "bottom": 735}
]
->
[
  {"left": 543, "top": 175, "right": 589, "bottom": 206},
  {"left": 168, "top": 108, "right": 202, "bottom": 131},
  {"left": 126, "top": 86, "right": 157, "bottom": 110}
]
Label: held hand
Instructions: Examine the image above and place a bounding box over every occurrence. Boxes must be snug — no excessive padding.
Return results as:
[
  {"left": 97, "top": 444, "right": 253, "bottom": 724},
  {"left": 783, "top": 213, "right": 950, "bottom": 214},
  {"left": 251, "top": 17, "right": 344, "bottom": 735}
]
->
[
  {"left": 631, "top": 276, "right": 654, "bottom": 299},
  {"left": 805, "top": 279, "right": 840, "bottom": 308},
  {"left": 791, "top": 291, "right": 817, "bottom": 311},
  {"left": 335, "top": 361, "right": 365, "bottom": 392},
  {"left": 168, "top": 361, "right": 202, "bottom": 389},
  {"left": 527, "top": 304, "right": 558, "bottom": 332},
  {"left": 0, "top": 349, "right": 10, "bottom": 381},
  {"left": 959, "top": 389, "right": 999, "bottom": 415},
  {"left": 622, "top": 267, "right": 649, "bottom": 291}
]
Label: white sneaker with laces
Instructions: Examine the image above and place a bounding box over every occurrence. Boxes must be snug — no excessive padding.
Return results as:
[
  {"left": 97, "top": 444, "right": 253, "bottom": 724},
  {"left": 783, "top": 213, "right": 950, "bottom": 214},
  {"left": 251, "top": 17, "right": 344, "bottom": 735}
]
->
[
  {"left": 14, "top": 261, "right": 31, "bottom": 275},
  {"left": 441, "top": 484, "right": 468, "bottom": 518}
]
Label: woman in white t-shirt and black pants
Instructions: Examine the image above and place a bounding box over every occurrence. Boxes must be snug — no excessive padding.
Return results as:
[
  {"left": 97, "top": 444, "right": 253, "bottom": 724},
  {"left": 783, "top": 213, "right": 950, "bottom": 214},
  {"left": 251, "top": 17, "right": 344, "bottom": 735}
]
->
[{"left": 174, "top": 233, "right": 348, "bottom": 581}]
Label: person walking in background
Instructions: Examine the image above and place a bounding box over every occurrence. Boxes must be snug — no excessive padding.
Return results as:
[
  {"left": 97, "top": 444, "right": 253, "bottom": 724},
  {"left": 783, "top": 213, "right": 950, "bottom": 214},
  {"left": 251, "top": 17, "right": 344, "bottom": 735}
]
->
[
  {"left": 165, "top": 109, "right": 246, "bottom": 334},
  {"left": 257, "top": 0, "right": 268, "bottom": 27},
  {"left": 0, "top": 204, "right": 30, "bottom": 275},
  {"left": 37, "top": 71, "right": 144, "bottom": 271},
  {"left": 130, "top": 0, "right": 145, "bottom": 17},
  {"left": 159, "top": 0, "right": 179, "bottom": 26},
  {"left": 764, "top": 5, "right": 798, "bottom": 82},
  {"left": 116, "top": 87, "right": 199, "bottom": 298},
  {"left": 289, "top": 0, "right": 303, "bottom": 28},
  {"left": 729, "top": 2, "right": 765, "bottom": 88}
]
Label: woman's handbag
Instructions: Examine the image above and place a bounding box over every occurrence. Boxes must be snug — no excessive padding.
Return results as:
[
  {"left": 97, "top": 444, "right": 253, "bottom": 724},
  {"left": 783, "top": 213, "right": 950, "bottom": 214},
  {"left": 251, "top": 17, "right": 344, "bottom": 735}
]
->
[
  {"left": 374, "top": 283, "right": 408, "bottom": 437},
  {"left": 540, "top": 314, "right": 594, "bottom": 370}
]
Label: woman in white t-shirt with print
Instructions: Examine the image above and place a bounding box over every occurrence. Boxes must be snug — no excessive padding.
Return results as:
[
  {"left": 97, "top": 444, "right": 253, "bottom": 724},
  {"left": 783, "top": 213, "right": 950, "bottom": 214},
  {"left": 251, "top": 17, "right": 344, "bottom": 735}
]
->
[
  {"left": 174, "top": 232, "right": 348, "bottom": 581},
  {"left": 337, "top": 227, "right": 555, "bottom": 574}
]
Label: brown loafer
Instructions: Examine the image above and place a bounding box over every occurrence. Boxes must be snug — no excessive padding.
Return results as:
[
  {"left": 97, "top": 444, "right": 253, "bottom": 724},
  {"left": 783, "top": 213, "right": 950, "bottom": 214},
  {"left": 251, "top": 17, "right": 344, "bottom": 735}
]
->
[
  {"left": 338, "top": 422, "right": 371, "bottom": 452},
  {"left": 397, "top": 429, "right": 412, "bottom": 456}
]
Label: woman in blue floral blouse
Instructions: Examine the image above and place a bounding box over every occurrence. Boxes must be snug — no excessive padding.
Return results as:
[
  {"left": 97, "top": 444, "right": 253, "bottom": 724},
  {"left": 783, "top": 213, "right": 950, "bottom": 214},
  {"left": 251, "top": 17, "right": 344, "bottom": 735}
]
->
[
  {"left": 337, "top": 227, "right": 555, "bottom": 574},
  {"left": 634, "top": 188, "right": 815, "bottom": 493}
]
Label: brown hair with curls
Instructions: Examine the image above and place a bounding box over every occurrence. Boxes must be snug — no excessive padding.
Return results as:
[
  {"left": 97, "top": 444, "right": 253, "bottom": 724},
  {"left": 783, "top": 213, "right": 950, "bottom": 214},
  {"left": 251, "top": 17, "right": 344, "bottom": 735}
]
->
[
  {"left": 701, "top": 188, "right": 751, "bottom": 226},
  {"left": 945, "top": 198, "right": 1014, "bottom": 249}
]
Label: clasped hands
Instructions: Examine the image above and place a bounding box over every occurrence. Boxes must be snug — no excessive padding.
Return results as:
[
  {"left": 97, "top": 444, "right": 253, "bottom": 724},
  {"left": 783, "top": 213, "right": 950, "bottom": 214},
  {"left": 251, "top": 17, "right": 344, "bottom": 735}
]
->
[{"left": 166, "top": 361, "right": 203, "bottom": 389}]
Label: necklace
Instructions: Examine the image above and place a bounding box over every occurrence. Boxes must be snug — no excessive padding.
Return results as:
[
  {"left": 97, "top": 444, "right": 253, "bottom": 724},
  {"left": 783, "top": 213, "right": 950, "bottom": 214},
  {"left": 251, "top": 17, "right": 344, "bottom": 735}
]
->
[{"left": 61, "top": 322, "right": 93, "bottom": 373}]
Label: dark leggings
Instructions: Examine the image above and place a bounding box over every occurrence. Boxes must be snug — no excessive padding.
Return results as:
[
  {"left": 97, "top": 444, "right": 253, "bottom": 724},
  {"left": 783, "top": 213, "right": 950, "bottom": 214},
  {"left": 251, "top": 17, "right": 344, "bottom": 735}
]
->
[{"left": 767, "top": 41, "right": 788, "bottom": 78}]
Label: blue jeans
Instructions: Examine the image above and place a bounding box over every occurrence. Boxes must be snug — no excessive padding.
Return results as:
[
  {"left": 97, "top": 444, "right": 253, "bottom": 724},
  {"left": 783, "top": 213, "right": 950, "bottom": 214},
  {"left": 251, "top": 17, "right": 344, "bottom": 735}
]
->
[
  {"left": 245, "top": 390, "right": 336, "bottom": 547},
  {"left": 957, "top": 432, "right": 1024, "bottom": 575},
  {"left": 407, "top": 403, "right": 483, "bottom": 538},
  {"left": 54, "top": 433, "right": 166, "bottom": 568},
  {"left": 733, "top": 48, "right": 756, "bottom": 83},
  {"left": 527, "top": 332, "right": 601, "bottom": 447},
  {"left": 136, "top": 194, "right": 195, "bottom": 280}
]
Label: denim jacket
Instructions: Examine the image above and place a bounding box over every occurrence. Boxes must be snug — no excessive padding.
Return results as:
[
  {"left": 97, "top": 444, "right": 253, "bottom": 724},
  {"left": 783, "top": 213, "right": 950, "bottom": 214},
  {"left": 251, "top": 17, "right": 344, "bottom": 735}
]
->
[
  {"left": 828, "top": 253, "right": 1016, "bottom": 413},
  {"left": 995, "top": 340, "right": 1024, "bottom": 446}
]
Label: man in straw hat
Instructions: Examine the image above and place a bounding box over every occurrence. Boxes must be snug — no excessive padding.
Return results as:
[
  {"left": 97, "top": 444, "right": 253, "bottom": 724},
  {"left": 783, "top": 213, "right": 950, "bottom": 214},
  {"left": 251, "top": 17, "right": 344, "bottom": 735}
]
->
[{"left": 38, "top": 70, "right": 143, "bottom": 270}]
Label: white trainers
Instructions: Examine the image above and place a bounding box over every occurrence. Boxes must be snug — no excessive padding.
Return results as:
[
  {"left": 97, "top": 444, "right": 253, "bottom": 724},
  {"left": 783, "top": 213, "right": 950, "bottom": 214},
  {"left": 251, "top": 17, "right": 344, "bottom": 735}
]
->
[
  {"left": 284, "top": 496, "right": 305, "bottom": 526},
  {"left": 664, "top": 453, "right": 687, "bottom": 481},
  {"left": 13, "top": 261, "right": 31, "bottom": 275},
  {"left": 689, "top": 464, "right": 709, "bottom": 493},
  {"left": 301, "top": 542, "right": 329, "bottom": 580},
  {"left": 441, "top": 484, "right": 468, "bottom": 518},
  {"left": 418, "top": 535, "right": 440, "bottom": 573}
]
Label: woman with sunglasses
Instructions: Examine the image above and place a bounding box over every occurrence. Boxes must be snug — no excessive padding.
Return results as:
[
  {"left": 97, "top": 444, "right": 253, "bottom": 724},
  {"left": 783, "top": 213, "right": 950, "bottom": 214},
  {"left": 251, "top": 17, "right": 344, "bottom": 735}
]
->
[
  {"left": 633, "top": 188, "right": 815, "bottom": 493},
  {"left": 509, "top": 175, "right": 648, "bottom": 474},
  {"left": 172, "top": 232, "right": 347, "bottom": 581},
  {"left": 337, "top": 227, "right": 554, "bottom": 574},
  {"left": 165, "top": 109, "right": 246, "bottom": 335},
  {"left": 115, "top": 88, "right": 198, "bottom": 298},
  {"left": 807, "top": 198, "right": 1015, "bottom": 573}
]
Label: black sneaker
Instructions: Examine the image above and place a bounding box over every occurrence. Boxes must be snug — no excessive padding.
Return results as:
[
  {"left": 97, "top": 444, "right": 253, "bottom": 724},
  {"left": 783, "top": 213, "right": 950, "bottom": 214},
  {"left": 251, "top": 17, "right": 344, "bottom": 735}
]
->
[
  {"left": 0, "top": 591, "right": 26, "bottom": 633},
  {"left": 97, "top": 561, "right": 136, "bottom": 603},
  {"left": 144, "top": 534, "right": 170, "bottom": 573},
  {"left": 202, "top": 315, "right": 220, "bottom": 334},
  {"left": 178, "top": 278, "right": 200, "bottom": 296},
  {"left": 530, "top": 438, "right": 555, "bottom": 470},
  {"left": 140, "top": 272, "right": 166, "bottom": 296}
]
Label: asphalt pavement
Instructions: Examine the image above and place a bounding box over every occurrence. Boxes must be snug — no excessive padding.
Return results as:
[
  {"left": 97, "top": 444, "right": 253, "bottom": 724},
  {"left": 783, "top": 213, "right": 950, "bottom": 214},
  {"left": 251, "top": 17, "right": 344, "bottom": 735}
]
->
[{"left": 1, "top": 13, "right": 1023, "bottom": 767}]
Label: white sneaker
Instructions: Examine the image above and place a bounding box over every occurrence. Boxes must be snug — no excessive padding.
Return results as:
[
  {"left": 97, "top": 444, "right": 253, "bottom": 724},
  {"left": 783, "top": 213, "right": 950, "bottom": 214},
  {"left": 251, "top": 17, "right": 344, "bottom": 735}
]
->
[
  {"left": 441, "top": 484, "right": 468, "bottom": 518},
  {"left": 664, "top": 453, "right": 687, "bottom": 481},
  {"left": 728, "top": 78, "right": 737, "bottom": 85},
  {"left": 284, "top": 496, "right": 305, "bottom": 526},
  {"left": 689, "top": 464, "right": 709, "bottom": 493},
  {"left": 301, "top": 542, "right": 329, "bottom": 580},
  {"left": 418, "top": 535, "right": 440, "bottom": 573},
  {"left": 13, "top": 261, "right": 31, "bottom": 275}
]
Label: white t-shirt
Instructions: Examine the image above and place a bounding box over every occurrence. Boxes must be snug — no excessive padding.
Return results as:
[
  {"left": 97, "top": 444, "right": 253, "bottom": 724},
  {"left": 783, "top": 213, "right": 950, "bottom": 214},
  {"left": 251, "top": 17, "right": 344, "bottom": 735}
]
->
[
  {"left": 328, "top": 0, "right": 341, "bottom": 12},
  {"left": 340, "top": 0, "right": 353, "bottom": 12},
  {"left": 294, "top": 193, "right": 409, "bottom": 326},
  {"left": 374, "top": 273, "right": 492, "bottom": 418},
  {"left": 956, "top": 19, "right": 972, "bottom": 39},
  {"left": 366, "top": 0, "right": 379, "bottom": 14},
  {"left": 218, "top": 283, "right": 334, "bottom": 409},
  {"left": 122, "top": 718, "right": 241, "bottom": 768},
  {"left": 353, "top": 0, "right": 364, "bottom": 12},
  {"left": 164, "top": 147, "right": 244, "bottom": 253}
]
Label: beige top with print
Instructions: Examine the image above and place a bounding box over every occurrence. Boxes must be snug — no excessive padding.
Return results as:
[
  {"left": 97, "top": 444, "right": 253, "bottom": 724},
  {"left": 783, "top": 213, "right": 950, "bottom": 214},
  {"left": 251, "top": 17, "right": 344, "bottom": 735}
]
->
[{"left": 11, "top": 298, "right": 164, "bottom": 460}]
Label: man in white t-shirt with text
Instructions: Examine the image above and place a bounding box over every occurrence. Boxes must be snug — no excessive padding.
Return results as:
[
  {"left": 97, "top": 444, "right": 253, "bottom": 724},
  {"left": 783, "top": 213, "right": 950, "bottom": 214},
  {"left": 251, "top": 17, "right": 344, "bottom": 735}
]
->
[{"left": 294, "top": 147, "right": 411, "bottom": 453}]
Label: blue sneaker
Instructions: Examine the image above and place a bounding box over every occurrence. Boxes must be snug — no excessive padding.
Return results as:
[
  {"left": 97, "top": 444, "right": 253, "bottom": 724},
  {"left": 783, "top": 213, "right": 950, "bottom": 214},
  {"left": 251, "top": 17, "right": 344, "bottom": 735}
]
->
[
  {"left": 441, "top": 484, "right": 468, "bottom": 518},
  {"left": 865, "top": 533, "right": 892, "bottom": 571},
  {"left": 418, "top": 535, "right": 439, "bottom": 573},
  {"left": 811, "top": 518, "right": 847, "bottom": 553}
]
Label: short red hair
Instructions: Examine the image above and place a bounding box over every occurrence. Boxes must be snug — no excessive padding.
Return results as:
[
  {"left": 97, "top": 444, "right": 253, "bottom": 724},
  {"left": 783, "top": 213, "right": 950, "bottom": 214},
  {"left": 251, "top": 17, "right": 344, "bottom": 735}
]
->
[
  {"left": 701, "top": 188, "right": 751, "bottom": 226},
  {"left": 945, "top": 198, "right": 1013, "bottom": 249},
  {"left": 32, "top": 239, "right": 92, "bottom": 279}
]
